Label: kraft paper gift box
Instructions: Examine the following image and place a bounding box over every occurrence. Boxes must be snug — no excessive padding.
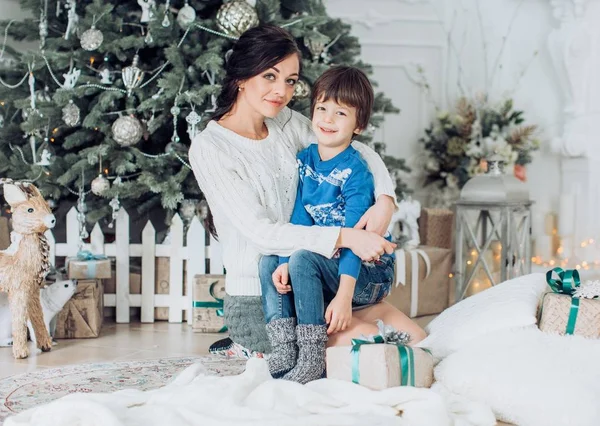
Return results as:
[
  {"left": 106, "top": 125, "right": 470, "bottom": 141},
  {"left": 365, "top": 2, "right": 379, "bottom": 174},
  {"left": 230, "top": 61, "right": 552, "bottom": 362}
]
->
[
  {"left": 192, "top": 274, "right": 227, "bottom": 333},
  {"left": 103, "top": 265, "right": 142, "bottom": 294},
  {"left": 386, "top": 246, "right": 452, "bottom": 318},
  {"left": 418, "top": 208, "right": 454, "bottom": 249},
  {"left": 538, "top": 268, "right": 600, "bottom": 339},
  {"left": 54, "top": 279, "right": 104, "bottom": 338},
  {"left": 326, "top": 342, "right": 434, "bottom": 390},
  {"left": 154, "top": 257, "right": 188, "bottom": 321},
  {"left": 67, "top": 252, "right": 112, "bottom": 280}
]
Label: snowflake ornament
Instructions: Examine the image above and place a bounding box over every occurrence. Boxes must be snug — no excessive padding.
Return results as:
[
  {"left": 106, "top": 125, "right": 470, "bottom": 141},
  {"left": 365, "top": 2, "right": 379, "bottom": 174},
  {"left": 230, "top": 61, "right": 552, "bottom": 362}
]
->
[{"left": 574, "top": 280, "right": 600, "bottom": 299}]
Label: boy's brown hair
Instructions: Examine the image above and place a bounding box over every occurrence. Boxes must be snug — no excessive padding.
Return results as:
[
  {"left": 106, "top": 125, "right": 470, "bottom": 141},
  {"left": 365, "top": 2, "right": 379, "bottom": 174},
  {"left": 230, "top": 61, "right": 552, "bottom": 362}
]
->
[{"left": 310, "top": 66, "right": 374, "bottom": 132}]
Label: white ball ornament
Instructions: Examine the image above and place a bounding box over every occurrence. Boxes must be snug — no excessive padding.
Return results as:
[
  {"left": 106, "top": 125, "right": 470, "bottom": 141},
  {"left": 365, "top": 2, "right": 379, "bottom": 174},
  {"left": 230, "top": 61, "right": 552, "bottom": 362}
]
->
[
  {"left": 112, "top": 115, "right": 144, "bottom": 147},
  {"left": 91, "top": 174, "right": 110, "bottom": 196}
]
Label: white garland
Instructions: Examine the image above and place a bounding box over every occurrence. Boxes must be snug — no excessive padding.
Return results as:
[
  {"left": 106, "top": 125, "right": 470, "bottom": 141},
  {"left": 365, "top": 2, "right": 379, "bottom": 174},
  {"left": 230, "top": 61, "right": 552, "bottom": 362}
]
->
[{"left": 3, "top": 13, "right": 305, "bottom": 188}]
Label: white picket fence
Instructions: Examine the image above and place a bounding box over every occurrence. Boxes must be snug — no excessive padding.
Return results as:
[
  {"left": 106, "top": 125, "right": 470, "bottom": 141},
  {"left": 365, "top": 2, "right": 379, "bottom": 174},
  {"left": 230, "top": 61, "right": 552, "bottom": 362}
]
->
[{"left": 46, "top": 206, "right": 224, "bottom": 324}]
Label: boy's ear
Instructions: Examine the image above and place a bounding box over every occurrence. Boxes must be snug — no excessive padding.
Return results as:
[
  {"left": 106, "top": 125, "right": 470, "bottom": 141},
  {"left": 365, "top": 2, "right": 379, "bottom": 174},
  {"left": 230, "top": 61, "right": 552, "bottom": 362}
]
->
[{"left": 353, "top": 126, "right": 364, "bottom": 135}]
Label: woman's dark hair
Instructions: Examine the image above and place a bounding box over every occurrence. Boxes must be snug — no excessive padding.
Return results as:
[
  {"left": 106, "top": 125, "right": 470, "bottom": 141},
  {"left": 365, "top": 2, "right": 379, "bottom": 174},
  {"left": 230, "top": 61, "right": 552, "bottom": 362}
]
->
[
  {"left": 205, "top": 24, "right": 301, "bottom": 238},
  {"left": 210, "top": 24, "right": 301, "bottom": 122}
]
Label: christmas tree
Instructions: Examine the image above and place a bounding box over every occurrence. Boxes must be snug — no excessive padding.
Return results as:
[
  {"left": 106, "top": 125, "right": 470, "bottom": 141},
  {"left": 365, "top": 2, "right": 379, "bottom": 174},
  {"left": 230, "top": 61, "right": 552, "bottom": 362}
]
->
[{"left": 0, "top": 0, "right": 406, "bottom": 231}]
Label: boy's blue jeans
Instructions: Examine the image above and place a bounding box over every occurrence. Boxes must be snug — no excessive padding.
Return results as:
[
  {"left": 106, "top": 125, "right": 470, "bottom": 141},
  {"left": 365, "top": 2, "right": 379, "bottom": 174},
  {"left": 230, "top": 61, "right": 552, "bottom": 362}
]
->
[{"left": 259, "top": 250, "right": 394, "bottom": 325}]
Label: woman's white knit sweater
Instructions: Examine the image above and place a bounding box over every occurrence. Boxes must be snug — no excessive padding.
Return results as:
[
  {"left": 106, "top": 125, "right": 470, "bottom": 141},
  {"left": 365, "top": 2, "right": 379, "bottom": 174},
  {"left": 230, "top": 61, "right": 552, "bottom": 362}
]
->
[{"left": 189, "top": 108, "right": 397, "bottom": 296}]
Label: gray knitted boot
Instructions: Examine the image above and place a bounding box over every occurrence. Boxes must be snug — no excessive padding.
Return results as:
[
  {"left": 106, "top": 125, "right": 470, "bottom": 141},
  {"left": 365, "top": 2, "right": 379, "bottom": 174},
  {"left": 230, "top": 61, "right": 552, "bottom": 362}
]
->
[
  {"left": 224, "top": 295, "right": 271, "bottom": 354},
  {"left": 282, "top": 324, "right": 328, "bottom": 384},
  {"left": 265, "top": 318, "right": 298, "bottom": 378}
]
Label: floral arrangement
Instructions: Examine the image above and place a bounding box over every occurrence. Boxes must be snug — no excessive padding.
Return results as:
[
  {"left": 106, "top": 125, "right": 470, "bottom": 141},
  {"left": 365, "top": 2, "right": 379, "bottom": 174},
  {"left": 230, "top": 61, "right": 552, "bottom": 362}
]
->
[{"left": 420, "top": 97, "right": 540, "bottom": 206}]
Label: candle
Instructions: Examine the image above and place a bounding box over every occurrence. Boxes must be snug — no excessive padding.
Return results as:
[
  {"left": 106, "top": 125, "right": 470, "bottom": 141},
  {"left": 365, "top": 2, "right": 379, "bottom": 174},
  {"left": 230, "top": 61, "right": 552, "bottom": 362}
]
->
[
  {"left": 535, "top": 236, "right": 553, "bottom": 261},
  {"left": 544, "top": 212, "right": 556, "bottom": 236},
  {"left": 531, "top": 212, "right": 543, "bottom": 238},
  {"left": 560, "top": 236, "right": 573, "bottom": 260},
  {"left": 558, "top": 194, "right": 575, "bottom": 236}
]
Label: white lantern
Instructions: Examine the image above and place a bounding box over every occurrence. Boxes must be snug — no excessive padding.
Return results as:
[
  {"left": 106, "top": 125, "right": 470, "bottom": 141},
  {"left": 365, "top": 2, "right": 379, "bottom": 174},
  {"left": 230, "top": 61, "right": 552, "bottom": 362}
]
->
[{"left": 454, "top": 156, "right": 532, "bottom": 301}]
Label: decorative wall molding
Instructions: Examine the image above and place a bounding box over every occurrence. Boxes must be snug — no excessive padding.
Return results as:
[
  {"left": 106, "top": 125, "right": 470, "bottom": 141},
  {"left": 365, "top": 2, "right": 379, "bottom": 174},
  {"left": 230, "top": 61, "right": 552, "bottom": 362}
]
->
[
  {"left": 328, "top": 0, "right": 430, "bottom": 3},
  {"left": 549, "top": 0, "right": 599, "bottom": 22},
  {"left": 360, "top": 40, "right": 445, "bottom": 48},
  {"left": 334, "top": 9, "right": 438, "bottom": 29},
  {"left": 546, "top": 0, "right": 600, "bottom": 267},
  {"left": 547, "top": 0, "right": 600, "bottom": 158}
]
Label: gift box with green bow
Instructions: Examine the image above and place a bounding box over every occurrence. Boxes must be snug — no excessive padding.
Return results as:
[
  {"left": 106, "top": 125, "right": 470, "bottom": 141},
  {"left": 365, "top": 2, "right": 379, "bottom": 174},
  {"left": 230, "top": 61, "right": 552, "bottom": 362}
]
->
[
  {"left": 192, "top": 274, "right": 227, "bottom": 333},
  {"left": 67, "top": 251, "right": 112, "bottom": 280},
  {"left": 538, "top": 268, "right": 600, "bottom": 338},
  {"left": 326, "top": 321, "right": 434, "bottom": 390}
]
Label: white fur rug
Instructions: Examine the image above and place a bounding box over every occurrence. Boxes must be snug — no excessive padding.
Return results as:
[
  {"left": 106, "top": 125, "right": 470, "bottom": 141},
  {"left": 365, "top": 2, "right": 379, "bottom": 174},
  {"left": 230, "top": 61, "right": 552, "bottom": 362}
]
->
[
  {"left": 6, "top": 273, "right": 596, "bottom": 425},
  {"left": 5, "top": 358, "right": 495, "bottom": 426},
  {"left": 433, "top": 326, "right": 600, "bottom": 426}
]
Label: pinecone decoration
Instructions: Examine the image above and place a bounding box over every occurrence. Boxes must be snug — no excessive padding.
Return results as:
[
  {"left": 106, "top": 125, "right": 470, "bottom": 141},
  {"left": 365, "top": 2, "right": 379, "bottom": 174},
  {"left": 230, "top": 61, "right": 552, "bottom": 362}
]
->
[
  {"left": 37, "top": 234, "right": 51, "bottom": 287},
  {"left": 456, "top": 97, "right": 475, "bottom": 138}
]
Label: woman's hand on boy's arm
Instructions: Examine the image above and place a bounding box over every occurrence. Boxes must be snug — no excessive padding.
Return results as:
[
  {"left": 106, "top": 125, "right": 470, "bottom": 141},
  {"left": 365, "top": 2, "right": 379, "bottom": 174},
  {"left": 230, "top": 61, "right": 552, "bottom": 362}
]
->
[
  {"left": 354, "top": 195, "right": 395, "bottom": 236},
  {"left": 337, "top": 228, "right": 396, "bottom": 261}
]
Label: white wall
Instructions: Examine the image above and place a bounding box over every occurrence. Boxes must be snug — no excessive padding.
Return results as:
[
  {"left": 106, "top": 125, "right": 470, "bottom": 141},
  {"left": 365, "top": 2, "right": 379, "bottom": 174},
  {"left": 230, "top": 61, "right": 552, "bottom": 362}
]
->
[
  {"left": 0, "top": 0, "right": 34, "bottom": 53},
  {"left": 0, "top": 0, "right": 30, "bottom": 19},
  {"left": 325, "top": 0, "right": 562, "bottom": 219}
]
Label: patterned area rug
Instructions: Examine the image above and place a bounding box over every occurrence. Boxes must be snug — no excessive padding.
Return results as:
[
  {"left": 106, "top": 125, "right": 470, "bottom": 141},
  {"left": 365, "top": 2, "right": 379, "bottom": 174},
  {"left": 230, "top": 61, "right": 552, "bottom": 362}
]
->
[{"left": 0, "top": 356, "right": 246, "bottom": 425}]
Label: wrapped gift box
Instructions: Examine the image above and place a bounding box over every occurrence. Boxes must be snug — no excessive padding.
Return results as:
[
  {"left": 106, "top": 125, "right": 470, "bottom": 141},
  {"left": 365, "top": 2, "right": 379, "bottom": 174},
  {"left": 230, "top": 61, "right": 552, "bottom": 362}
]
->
[
  {"left": 154, "top": 257, "right": 188, "bottom": 321},
  {"left": 67, "top": 255, "right": 111, "bottom": 280},
  {"left": 192, "top": 274, "right": 227, "bottom": 333},
  {"left": 103, "top": 265, "right": 142, "bottom": 295},
  {"left": 418, "top": 208, "right": 453, "bottom": 249},
  {"left": 387, "top": 246, "right": 452, "bottom": 318},
  {"left": 54, "top": 279, "right": 104, "bottom": 338},
  {"left": 326, "top": 343, "right": 434, "bottom": 390},
  {"left": 538, "top": 292, "right": 600, "bottom": 339}
]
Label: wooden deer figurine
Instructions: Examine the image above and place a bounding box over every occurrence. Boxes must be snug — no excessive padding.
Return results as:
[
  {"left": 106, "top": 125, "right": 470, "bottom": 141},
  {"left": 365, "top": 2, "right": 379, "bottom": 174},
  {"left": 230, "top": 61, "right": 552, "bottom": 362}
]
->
[{"left": 0, "top": 181, "right": 55, "bottom": 358}]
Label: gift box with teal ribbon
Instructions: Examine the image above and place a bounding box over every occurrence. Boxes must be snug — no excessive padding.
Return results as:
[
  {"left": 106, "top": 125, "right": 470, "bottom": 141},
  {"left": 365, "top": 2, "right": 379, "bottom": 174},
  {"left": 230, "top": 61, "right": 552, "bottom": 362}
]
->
[
  {"left": 326, "top": 321, "right": 434, "bottom": 390},
  {"left": 192, "top": 274, "right": 227, "bottom": 333},
  {"left": 67, "top": 251, "right": 112, "bottom": 280},
  {"left": 538, "top": 267, "right": 600, "bottom": 339}
]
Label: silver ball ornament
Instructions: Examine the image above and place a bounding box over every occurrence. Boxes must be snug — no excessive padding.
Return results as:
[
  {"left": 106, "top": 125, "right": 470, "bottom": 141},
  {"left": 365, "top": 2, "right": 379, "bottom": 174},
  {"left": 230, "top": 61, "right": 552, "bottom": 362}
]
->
[
  {"left": 216, "top": 1, "right": 259, "bottom": 37},
  {"left": 62, "top": 100, "right": 81, "bottom": 126},
  {"left": 179, "top": 199, "right": 198, "bottom": 221},
  {"left": 80, "top": 26, "right": 104, "bottom": 51},
  {"left": 112, "top": 115, "right": 144, "bottom": 146},
  {"left": 197, "top": 199, "right": 209, "bottom": 220},
  {"left": 177, "top": 3, "right": 196, "bottom": 27},
  {"left": 91, "top": 174, "right": 110, "bottom": 196},
  {"left": 165, "top": 142, "right": 175, "bottom": 153}
]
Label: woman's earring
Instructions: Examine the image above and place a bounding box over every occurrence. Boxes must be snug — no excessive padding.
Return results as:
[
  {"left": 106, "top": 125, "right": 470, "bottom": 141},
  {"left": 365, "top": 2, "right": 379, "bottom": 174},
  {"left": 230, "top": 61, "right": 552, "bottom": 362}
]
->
[{"left": 238, "top": 86, "right": 242, "bottom": 91}]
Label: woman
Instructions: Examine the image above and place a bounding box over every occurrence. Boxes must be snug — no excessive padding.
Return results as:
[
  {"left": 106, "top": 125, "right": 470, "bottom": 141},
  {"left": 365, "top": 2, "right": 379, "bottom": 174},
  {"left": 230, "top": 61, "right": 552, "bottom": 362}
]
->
[{"left": 189, "top": 24, "right": 426, "bottom": 356}]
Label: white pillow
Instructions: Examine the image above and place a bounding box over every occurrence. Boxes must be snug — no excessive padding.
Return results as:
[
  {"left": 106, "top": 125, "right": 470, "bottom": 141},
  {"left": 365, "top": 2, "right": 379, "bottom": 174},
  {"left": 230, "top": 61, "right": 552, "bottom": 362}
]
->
[
  {"left": 433, "top": 327, "right": 600, "bottom": 426},
  {"left": 417, "top": 273, "right": 547, "bottom": 359}
]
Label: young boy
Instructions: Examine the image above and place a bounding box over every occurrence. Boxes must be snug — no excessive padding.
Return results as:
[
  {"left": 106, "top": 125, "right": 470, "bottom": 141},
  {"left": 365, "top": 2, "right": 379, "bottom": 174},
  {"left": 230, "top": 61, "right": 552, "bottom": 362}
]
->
[{"left": 259, "top": 66, "right": 396, "bottom": 384}]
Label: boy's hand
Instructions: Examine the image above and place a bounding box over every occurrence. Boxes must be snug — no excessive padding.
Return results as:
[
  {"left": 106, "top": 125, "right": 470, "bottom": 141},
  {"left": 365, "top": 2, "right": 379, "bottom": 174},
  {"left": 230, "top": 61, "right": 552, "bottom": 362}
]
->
[
  {"left": 325, "top": 293, "right": 353, "bottom": 335},
  {"left": 272, "top": 263, "right": 291, "bottom": 294}
]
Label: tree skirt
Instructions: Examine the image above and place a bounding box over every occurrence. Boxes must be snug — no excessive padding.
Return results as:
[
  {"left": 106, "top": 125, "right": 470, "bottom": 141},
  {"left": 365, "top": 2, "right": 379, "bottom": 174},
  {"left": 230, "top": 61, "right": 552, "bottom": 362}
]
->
[{"left": 0, "top": 356, "right": 246, "bottom": 425}]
